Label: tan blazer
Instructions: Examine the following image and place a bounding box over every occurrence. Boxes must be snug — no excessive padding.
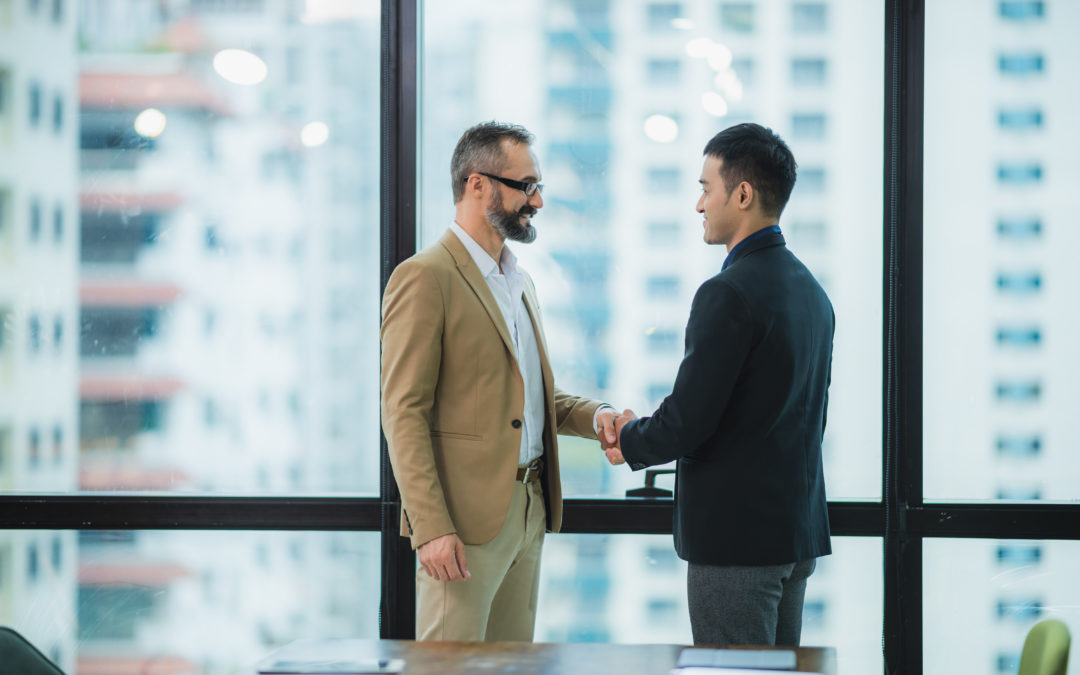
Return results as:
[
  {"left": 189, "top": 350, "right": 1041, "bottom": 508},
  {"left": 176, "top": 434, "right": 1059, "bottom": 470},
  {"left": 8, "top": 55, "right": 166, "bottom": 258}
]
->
[{"left": 381, "top": 230, "right": 603, "bottom": 549}]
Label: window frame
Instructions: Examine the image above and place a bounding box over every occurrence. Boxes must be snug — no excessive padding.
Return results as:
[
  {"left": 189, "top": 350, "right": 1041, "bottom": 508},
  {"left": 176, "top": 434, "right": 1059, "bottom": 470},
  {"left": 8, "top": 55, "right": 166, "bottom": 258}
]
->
[{"left": 1, "top": 3, "right": 1079, "bottom": 674}]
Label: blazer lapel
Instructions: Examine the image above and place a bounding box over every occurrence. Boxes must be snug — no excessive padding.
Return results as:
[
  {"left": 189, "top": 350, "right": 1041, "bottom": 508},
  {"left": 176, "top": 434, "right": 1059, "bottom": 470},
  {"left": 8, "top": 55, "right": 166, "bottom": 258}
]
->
[
  {"left": 522, "top": 278, "right": 555, "bottom": 405},
  {"left": 439, "top": 230, "right": 517, "bottom": 359}
]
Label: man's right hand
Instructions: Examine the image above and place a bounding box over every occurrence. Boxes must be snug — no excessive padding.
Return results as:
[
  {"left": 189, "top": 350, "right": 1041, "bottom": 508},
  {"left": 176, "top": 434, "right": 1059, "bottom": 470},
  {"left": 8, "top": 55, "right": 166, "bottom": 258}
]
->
[{"left": 417, "top": 533, "right": 470, "bottom": 582}]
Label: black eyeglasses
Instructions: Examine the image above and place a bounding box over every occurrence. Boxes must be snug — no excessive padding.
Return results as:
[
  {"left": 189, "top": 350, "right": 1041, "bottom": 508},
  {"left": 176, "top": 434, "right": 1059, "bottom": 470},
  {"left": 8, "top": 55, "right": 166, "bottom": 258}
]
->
[{"left": 472, "top": 172, "right": 544, "bottom": 197}]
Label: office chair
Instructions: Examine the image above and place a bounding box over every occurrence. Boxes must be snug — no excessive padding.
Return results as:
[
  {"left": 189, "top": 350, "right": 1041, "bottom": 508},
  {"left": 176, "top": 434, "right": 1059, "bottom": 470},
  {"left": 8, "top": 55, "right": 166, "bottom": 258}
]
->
[
  {"left": 0, "top": 627, "right": 65, "bottom": 675},
  {"left": 1019, "top": 619, "right": 1071, "bottom": 675}
]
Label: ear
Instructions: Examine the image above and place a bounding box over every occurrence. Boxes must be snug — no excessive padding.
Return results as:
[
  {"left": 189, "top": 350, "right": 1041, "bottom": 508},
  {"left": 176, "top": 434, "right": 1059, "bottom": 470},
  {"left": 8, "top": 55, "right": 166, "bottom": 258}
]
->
[
  {"left": 465, "top": 174, "right": 486, "bottom": 199},
  {"left": 736, "top": 182, "right": 754, "bottom": 210}
]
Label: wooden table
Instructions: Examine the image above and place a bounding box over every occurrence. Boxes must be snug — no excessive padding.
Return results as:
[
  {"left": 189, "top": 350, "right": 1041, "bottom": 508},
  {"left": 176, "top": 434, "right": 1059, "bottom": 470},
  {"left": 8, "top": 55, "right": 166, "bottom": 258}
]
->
[{"left": 256, "top": 638, "right": 837, "bottom": 674}]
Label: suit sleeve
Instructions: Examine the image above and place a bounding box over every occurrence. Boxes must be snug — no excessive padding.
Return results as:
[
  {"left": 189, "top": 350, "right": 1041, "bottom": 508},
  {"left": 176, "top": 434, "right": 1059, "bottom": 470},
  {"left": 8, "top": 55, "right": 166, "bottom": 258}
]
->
[
  {"left": 620, "top": 277, "right": 754, "bottom": 469},
  {"left": 553, "top": 386, "right": 605, "bottom": 438},
  {"left": 380, "top": 260, "right": 456, "bottom": 549}
]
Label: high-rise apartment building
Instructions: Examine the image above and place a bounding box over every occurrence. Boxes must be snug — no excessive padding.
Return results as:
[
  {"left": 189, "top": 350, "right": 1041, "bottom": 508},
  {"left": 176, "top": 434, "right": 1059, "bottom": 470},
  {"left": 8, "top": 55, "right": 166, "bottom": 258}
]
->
[{"left": 0, "top": 0, "right": 80, "bottom": 670}]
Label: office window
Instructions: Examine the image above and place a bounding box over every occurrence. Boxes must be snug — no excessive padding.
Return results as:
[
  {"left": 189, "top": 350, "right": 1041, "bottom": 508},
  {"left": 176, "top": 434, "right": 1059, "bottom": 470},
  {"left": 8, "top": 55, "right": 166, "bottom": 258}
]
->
[
  {"left": 1000, "top": 1, "right": 1044, "bottom": 21},
  {"left": 995, "top": 326, "right": 1040, "bottom": 347},
  {"left": 28, "top": 427, "right": 41, "bottom": 466},
  {"left": 792, "top": 58, "right": 827, "bottom": 86},
  {"left": 645, "top": 276, "right": 679, "bottom": 299},
  {"left": 52, "top": 93, "right": 62, "bottom": 133},
  {"left": 996, "top": 544, "right": 1042, "bottom": 565},
  {"left": 786, "top": 220, "right": 827, "bottom": 247},
  {"left": 719, "top": 2, "right": 755, "bottom": 33},
  {"left": 50, "top": 535, "right": 62, "bottom": 572},
  {"left": 646, "top": 221, "right": 679, "bottom": 247},
  {"left": 793, "top": 3, "right": 828, "bottom": 33},
  {"left": 996, "top": 218, "right": 1041, "bottom": 239},
  {"left": 926, "top": 541, "right": 1079, "bottom": 674},
  {"left": 730, "top": 57, "right": 755, "bottom": 86},
  {"left": 998, "top": 53, "right": 1044, "bottom": 76},
  {"left": 998, "top": 108, "right": 1043, "bottom": 131},
  {"left": 28, "top": 81, "right": 41, "bottom": 127},
  {"left": 996, "top": 653, "right": 1021, "bottom": 674},
  {"left": 646, "top": 3, "right": 682, "bottom": 31},
  {"left": 27, "top": 542, "right": 40, "bottom": 582},
  {"left": 52, "top": 424, "right": 63, "bottom": 461},
  {"left": 28, "top": 314, "right": 42, "bottom": 353},
  {"left": 996, "top": 435, "right": 1041, "bottom": 458},
  {"left": 645, "top": 329, "right": 680, "bottom": 354},
  {"left": 792, "top": 112, "right": 827, "bottom": 140},
  {"left": 798, "top": 167, "right": 826, "bottom": 194},
  {"left": 996, "top": 599, "right": 1043, "bottom": 622},
  {"left": 802, "top": 598, "right": 827, "bottom": 629},
  {"left": 0, "top": 69, "right": 9, "bottom": 118},
  {"left": 52, "top": 204, "right": 63, "bottom": 242},
  {"left": 29, "top": 197, "right": 42, "bottom": 241},
  {"left": 996, "top": 486, "right": 1041, "bottom": 500},
  {"left": 646, "top": 167, "right": 680, "bottom": 193},
  {"left": 52, "top": 315, "right": 62, "bottom": 351},
  {"left": 646, "top": 383, "right": 672, "bottom": 404},
  {"left": 995, "top": 381, "right": 1040, "bottom": 403},
  {"left": 995, "top": 271, "right": 1041, "bottom": 294},
  {"left": 646, "top": 58, "right": 681, "bottom": 85},
  {"left": 997, "top": 163, "right": 1042, "bottom": 184}
]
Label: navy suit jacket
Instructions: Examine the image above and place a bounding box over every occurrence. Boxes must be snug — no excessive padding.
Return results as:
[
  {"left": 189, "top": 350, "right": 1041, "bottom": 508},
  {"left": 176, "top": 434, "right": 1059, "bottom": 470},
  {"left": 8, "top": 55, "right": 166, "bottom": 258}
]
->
[{"left": 620, "top": 231, "right": 834, "bottom": 566}]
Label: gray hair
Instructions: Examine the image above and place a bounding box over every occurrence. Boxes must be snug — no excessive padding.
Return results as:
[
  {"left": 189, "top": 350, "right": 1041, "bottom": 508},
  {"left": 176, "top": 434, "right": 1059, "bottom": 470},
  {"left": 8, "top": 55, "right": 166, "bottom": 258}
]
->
[{"left": 451, "top": 121, "right": 534, "bottom": 203}]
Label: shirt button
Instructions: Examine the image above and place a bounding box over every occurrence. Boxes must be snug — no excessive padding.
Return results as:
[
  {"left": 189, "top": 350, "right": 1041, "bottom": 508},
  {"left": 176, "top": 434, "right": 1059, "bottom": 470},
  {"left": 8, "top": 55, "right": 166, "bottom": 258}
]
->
[{"left": 511, "top": 419, "right": 522, "bottom": 429}]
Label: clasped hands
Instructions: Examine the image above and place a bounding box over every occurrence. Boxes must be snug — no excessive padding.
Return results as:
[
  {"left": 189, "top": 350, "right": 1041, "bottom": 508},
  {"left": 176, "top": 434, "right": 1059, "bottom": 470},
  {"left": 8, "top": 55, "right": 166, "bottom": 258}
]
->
[{"left": 596, "top": 408, "right": 637, "bottom": 466}]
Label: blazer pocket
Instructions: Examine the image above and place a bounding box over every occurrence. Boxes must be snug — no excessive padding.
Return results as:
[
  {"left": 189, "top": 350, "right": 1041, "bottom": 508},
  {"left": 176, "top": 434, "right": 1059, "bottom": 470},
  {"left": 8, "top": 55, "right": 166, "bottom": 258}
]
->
[{"left": 430, "top": 430, "right": 483, "bottom": 441}]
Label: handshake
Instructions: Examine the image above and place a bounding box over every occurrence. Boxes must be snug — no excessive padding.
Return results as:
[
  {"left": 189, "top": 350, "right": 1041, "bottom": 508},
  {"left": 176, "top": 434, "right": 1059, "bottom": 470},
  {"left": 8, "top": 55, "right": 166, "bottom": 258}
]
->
[{"left": 596, "top": 408, "right": 637, "bottom": 466}]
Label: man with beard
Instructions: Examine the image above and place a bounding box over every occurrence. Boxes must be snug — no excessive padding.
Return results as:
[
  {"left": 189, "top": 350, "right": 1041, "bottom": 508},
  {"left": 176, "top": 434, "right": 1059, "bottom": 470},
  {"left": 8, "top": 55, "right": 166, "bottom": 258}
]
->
[{"left": 381, "top": 121, "right": 621, "bottom": 641}]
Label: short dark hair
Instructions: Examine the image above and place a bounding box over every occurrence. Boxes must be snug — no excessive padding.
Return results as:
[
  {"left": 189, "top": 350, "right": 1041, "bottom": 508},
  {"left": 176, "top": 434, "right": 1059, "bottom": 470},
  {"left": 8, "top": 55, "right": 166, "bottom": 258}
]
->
[
  {"left": 703, "top": 123, "right": 797, "bottom": 218},
  {"left": 451, "top": 121, "right": 534, "bottom": 203}
]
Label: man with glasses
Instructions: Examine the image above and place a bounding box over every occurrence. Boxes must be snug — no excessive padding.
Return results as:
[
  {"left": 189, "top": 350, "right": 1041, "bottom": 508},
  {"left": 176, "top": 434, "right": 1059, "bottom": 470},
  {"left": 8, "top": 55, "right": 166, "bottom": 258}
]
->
[{"left": 381, "top": 121, "right": 622, "bottom": 641}]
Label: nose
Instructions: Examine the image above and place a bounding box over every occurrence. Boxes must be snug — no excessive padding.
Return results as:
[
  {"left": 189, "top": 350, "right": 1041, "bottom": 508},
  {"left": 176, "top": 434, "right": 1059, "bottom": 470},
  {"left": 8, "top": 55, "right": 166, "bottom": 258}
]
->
[
  {"left": 696, "top": 193, "right": 705, "bottom": 213},
  {"left": 529, "top": 189, "right": 543, "bottom": 209}
]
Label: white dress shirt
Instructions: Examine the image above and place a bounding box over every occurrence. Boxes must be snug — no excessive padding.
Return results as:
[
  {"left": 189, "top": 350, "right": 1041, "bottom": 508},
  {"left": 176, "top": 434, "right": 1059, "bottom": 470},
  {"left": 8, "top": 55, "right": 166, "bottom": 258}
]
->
[{"left": 449, "top": 222, "right": 546, "bottom": 465}]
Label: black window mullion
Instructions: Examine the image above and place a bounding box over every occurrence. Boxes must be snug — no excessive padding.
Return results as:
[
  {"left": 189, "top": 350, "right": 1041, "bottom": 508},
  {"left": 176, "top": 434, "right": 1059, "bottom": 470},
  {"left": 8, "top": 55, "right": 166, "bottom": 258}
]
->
[
  {"left": 380, "top": 0, "right": 419, "bottom": 641},
  {"left": 883, "top": 1, "right": 925, "bottom": 673}
]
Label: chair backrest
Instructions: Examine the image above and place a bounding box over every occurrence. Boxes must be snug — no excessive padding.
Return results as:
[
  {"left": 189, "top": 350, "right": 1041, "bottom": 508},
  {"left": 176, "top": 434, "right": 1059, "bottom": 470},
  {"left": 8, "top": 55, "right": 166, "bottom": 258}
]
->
[
  {"left": 1019, "top": 619, "right": 1071, "bottom": 675},
  {"left": 0, "top": 626, "right": 66, "bottom": 675}
]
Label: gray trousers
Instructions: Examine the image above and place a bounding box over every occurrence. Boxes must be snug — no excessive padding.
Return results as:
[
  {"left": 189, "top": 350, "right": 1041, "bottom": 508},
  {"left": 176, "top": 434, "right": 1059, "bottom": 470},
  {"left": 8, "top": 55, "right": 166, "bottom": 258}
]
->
[{"left": 687, "top": 558, "right": 817, "bottom": 647}]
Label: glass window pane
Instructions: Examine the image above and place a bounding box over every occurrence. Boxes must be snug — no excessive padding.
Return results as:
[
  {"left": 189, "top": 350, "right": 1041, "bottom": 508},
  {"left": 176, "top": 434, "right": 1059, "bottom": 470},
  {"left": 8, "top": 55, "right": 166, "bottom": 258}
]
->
[
  {"left": 924, "top": 1, "right": 1079, "bottom": 500},
  {"left": 1, "top": 2, "right": 381, "bottom": 493},
  {"left": 420, "top": 1, "right": 883, "bottom": 499},
  {"left": 925, "top": 539, "right": 1080, "bottom": 675},
  {"left": 537, "top": 534, "right": 882, "bottom": 674},
  {"left": 0, "top": 530, "right": 378, "bottom": 673}
]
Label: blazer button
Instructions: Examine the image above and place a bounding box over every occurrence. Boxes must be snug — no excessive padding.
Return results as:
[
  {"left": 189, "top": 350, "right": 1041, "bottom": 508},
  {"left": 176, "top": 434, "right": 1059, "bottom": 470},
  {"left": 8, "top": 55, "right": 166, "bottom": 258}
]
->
[{"left": 511, "top": 419, "right": 522, "bottom": 429}]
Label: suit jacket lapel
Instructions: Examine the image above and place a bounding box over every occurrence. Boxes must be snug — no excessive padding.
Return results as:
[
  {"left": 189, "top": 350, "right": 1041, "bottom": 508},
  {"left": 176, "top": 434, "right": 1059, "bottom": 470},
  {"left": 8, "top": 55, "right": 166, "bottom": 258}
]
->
[
  {"left": 522, "top": 278, "right": 555, "bottom": 406},
  {"left": 439, "top": 230, "right": 517, "bottom": 359}
]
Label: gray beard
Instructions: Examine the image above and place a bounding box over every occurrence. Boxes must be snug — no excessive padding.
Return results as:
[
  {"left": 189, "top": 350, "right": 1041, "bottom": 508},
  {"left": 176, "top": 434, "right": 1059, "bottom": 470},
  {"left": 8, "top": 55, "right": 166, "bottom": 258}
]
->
[{"left": 487, "top": 190, "right": 537, "bottom": 244}]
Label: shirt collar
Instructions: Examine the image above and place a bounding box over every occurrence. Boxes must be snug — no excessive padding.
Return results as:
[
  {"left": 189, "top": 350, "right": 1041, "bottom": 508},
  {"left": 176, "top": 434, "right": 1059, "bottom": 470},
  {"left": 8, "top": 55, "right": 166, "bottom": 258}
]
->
[
  {"left": 722, "top": 225, "right": 783, "bottom": 271},
  {"left": 449, "top": 221, "right": 517, "bottom": 278}
]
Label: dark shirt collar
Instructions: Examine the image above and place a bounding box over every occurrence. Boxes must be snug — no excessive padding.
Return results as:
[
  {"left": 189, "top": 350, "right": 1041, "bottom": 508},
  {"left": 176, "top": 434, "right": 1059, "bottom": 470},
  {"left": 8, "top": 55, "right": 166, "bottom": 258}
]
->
[{"left": 722, "top": 225, "right": 783, "bottom": 271}]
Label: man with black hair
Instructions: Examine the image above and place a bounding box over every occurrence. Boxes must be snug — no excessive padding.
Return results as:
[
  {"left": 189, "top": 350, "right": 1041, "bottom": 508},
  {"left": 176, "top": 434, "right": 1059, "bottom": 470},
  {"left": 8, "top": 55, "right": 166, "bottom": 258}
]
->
[{"left": 613, "top": 123, "right": 835, "bottom": 647}]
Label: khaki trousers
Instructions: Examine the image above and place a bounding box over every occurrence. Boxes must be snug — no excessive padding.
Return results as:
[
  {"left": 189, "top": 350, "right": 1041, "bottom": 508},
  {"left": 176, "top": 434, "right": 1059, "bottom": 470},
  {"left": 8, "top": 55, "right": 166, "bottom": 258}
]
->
[{"left": 416, "top": 479, "right": 546, "bottom": 641}]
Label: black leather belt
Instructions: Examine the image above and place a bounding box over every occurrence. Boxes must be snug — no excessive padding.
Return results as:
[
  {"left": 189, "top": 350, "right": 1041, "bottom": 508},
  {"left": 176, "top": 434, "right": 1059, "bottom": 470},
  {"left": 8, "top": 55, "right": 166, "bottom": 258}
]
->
[{"left": 516, "top": 459, "right": 544, "bottom": 483}]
